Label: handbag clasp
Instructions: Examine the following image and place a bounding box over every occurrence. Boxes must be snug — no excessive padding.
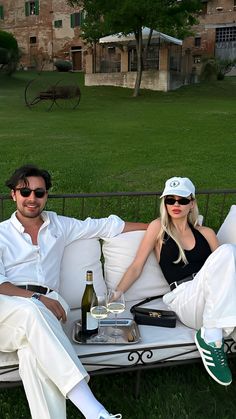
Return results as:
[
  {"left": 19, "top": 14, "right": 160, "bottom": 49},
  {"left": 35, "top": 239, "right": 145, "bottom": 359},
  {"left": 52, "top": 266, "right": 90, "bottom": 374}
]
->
[{"left": 149, "top": 311, "right": 162, "bottom": 318}]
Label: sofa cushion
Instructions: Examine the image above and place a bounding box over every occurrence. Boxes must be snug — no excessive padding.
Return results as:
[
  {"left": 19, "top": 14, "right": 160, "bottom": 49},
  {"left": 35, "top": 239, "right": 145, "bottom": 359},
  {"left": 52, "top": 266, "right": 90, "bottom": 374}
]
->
[
  {"left": 102, "top": 231, "right": 169, "bottom": 302},
  {"left": 59, "top": 238, "right": 105, "bottom": 309},
  {"left": 217, "top": 205, "right": 236, "bottom": 244}
]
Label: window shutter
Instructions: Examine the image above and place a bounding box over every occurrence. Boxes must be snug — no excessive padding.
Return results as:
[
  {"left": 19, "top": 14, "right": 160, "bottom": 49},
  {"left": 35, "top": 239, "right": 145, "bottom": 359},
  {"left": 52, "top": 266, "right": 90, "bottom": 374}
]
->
[
  {"left": 75, "top": 12, "right": 82, "bottom": 26},
  {"left": 70, "top": 13, "right": 75, "bottom": 28},
  {"left": 35, "top": 0, "right": 39, "bottom": 15},
  {"left": 81, "top": 10, "right": 85, "bottom": 24},
  {"left": 25, "top": 2, "right": 30, "bottom": 16}
]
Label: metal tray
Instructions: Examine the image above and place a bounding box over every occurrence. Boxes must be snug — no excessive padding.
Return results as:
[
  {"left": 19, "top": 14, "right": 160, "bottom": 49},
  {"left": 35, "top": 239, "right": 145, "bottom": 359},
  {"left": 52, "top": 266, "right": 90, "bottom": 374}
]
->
[{"left": 72, "top": 318, "right": 141, "bottom": 345}]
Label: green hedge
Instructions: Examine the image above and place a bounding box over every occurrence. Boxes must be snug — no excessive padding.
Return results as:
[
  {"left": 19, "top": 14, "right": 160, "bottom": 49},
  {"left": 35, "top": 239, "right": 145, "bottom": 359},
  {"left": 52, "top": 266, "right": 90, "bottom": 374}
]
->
[
  {"left": 0, "top": 30, "right": 18, "bottom": 51},
  {"left": 54, "top": 60, "right": 72, "bottom": 72},
  {"left": 0, "top": 30, "right": 19, "bottom": 74}
]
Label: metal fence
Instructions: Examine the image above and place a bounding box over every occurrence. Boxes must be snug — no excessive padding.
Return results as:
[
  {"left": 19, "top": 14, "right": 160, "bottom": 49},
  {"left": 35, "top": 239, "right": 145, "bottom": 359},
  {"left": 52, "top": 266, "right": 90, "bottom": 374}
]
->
[{"left": 1, "top": 189, "right": 236, "bottom": 230}]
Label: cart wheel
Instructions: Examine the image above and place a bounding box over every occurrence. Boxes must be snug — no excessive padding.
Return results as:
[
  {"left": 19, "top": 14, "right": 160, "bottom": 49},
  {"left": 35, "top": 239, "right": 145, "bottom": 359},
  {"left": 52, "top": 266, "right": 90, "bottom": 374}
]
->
[
  {"left": 54, "top": 80, "right": 81, "bottom": 110},
  {"left": 24, "top": 78, "right": 55, "bottom": 111}
]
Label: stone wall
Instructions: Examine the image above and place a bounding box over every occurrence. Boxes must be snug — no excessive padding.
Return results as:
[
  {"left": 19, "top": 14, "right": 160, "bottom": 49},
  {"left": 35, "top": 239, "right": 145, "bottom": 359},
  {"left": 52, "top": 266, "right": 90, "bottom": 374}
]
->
[
  {"left": 85, "top": 70, "right": 182, "bottom": 92},
  {"left": 183, "top": 0, "right": 236, "bottom": 75}
]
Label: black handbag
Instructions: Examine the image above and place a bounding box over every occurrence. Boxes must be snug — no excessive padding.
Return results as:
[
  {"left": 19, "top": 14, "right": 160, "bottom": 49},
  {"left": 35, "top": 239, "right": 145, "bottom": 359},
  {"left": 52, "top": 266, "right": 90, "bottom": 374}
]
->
[{"left": 130, "top": 295, "right": 177, "bottom": 328}]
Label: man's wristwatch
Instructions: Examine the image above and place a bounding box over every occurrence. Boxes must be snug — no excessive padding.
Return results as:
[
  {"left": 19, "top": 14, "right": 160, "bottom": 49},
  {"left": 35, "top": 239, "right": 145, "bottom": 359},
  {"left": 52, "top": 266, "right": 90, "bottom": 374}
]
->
[{"left": 31, "top": 293, "right": 41, "bottom": 300}]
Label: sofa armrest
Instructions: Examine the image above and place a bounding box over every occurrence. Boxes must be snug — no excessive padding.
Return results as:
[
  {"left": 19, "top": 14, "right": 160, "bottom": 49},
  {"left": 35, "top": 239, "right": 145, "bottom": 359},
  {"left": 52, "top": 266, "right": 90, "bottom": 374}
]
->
[{"left": 217, "top": 205, "right": 236, "bottom": 244}]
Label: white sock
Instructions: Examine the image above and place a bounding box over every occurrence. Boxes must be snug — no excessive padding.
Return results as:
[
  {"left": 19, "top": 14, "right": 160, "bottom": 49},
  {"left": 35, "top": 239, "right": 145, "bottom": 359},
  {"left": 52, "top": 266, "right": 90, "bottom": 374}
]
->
[
  {"left": 204, "top": 327, "right": 223, "bottom": 344},
  {"left": 67, "top": 379, "right": 109, "bottom": 419}
]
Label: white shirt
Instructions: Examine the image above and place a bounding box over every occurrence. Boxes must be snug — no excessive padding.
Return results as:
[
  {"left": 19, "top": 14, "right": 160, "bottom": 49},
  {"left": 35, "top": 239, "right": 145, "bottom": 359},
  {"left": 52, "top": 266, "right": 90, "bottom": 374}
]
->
[{"left": 0, "top": 211, "right": 124, "bottom": 291}]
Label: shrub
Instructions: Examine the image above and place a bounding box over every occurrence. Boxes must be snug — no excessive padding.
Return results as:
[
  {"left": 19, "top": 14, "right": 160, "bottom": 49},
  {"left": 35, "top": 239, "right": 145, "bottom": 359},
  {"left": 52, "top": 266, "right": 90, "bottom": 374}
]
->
[
  {"left": 0, "top": 30, "right": 18, "bottom": 51},
  {"left": 0, "top": 30, "right": 19, "bottom": 75},
  {"left": 200, "top": 57, "right": 236, "bottom": 82},
  {"left": 0, "top": 47, "right": 8, "bottom": 65},
  {"left": 54, "top": 60, "right": 72, "bottom": 72},
  {"left": 200, "top": 59, "right": 217, "bottom": 82}
]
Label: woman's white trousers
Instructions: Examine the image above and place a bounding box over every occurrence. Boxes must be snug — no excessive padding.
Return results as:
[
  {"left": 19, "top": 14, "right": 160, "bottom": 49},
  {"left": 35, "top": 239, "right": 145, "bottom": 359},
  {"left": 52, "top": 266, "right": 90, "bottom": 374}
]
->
[{"left": 163, "top": 244, "right": 236, "bottom": 337}]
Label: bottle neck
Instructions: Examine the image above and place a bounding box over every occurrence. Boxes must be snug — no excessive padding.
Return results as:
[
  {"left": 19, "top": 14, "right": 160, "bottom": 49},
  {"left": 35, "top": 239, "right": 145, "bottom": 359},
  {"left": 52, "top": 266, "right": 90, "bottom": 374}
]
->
[{"left": 85, "top": 280, "right": 93, "bottom": 285}]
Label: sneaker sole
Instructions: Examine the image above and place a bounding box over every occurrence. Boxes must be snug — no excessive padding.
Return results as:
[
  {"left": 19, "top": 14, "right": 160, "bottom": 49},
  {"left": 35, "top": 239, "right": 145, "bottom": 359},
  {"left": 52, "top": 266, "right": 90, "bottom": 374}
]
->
[{"left": 194, "top": 333, "right": 232, "bottom": 386}]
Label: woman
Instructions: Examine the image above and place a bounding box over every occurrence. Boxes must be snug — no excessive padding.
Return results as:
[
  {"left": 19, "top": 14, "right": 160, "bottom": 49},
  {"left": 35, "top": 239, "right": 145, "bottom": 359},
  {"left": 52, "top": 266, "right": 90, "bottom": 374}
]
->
[{"left": 116, "top": 177, "right": 236, "bottom": 386}]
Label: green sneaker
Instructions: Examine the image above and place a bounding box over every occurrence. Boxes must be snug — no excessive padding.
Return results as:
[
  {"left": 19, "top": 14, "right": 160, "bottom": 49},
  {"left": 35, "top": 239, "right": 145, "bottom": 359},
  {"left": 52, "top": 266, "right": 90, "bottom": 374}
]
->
[{"left": 195, "top": 328, "right": 232, "bottom": 386}]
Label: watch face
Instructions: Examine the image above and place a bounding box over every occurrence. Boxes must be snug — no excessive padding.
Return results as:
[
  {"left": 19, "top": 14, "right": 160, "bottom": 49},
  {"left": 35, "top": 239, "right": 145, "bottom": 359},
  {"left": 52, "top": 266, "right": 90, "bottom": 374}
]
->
[{"left": 32, "top": 293, "right": 40, "bottom": 300}]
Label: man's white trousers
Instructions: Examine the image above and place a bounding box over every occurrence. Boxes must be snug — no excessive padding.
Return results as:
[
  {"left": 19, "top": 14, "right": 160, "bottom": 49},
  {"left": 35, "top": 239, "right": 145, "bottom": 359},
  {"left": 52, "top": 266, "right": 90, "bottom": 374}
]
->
[
  {"left": 163, "top": 244, "right": 236, "bottom": 336},
  {"left": 0, "top": 295, "right": 89, "bottom": 419}
]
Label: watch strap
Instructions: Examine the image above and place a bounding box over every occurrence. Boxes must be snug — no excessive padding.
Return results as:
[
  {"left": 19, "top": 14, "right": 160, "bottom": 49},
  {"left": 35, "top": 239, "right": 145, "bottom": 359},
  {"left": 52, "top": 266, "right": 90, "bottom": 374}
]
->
[{"left": 31, "top": 293, "right": 41, "bottom": 300}]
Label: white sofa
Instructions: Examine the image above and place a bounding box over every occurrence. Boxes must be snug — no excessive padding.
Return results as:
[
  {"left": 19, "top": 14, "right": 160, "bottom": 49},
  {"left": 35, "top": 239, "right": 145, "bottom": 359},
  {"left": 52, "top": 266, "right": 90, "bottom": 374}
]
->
[{"left": 1, "top": 206, "right": 236, "bottom": 385}]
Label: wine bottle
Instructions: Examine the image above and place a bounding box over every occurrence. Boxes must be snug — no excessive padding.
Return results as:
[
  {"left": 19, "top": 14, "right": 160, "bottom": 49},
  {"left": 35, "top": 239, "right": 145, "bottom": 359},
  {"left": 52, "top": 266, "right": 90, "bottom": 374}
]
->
[{"left": 81, "top": 270, "right": 98, "bottom": 336}]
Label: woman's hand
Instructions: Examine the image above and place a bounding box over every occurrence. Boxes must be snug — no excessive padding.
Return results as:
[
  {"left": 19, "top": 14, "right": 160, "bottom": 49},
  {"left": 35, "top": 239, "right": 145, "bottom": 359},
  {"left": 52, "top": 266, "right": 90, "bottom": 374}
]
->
[{"left": 116, "top": 219, "right": 161, "bottom": 293}]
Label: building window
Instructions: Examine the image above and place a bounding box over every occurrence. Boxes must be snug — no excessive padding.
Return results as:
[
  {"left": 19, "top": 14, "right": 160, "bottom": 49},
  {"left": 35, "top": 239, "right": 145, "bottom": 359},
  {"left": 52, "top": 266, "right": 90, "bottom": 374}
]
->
[
  {"left": 54, "top": 19, "right": 62, "bottom": 28},
  {"left": 193, "top": 55, "right": 201, "bottom": 64},
  {"left": 70, "top": 11, "right": 84, "bottom": 28},
  {"left": 216, "top": 27, "right": 236, "bottom": 43},
  {"left": 194, "top": 37, "right": 201, "bottom": 47},
  {"left": 0, "top": 5, "right": 4, "bottom": 19},
  {"left": 25, "top": 1, "right": 39, "bottom": 16},
  {"left": 200, "top": 1, "right": 207, "bottom": 14},
  {"left": 30, "top": 36, "right": 37, "bottom": 44},
  {"left": 108, "top": 47, "right": 116, "bottom": 54}
]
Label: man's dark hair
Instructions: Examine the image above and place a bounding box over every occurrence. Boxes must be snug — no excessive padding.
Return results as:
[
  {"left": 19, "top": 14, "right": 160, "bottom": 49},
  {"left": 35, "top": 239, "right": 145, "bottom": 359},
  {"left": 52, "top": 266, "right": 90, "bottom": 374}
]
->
[{"left": 5, "top": 164, "right": 52, "bottom": 190}]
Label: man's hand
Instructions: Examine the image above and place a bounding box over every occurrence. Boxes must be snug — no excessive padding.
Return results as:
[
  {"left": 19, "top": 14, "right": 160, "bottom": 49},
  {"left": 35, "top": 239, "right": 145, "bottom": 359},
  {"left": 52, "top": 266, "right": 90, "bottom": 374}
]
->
[
  {"left": 40, "top": 295, "right": 67, "bottom": 322},
  {"left": 0, "top": 282, "right": 67, "bottom": 322}
]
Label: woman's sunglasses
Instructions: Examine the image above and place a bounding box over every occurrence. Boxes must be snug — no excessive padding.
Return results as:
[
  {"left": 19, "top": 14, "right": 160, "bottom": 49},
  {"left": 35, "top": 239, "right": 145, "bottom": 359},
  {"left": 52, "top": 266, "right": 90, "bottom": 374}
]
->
[
  {"left": 15, "top": 187, "right": 47, "bottom": 199},
  {"left": 165, "top": 197, "right": 192, "bottom": 206}
]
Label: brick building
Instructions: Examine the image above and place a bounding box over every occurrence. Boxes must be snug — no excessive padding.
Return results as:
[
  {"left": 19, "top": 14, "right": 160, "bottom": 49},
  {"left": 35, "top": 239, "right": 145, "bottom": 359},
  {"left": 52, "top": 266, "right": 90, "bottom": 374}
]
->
[
  {"left": 0, "top": 0, "right": 235, "bottom": 77},
  {"left": 183, "top": 0, "right": 236, "bottom": 75},
  {"left": 0, "top": 0, "right": 86, "bottom": 70}
]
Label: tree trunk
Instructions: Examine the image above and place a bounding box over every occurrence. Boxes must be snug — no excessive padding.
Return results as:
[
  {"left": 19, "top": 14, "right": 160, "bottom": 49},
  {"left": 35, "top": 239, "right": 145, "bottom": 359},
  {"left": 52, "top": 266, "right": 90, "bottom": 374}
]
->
[
  {"left": 143, "top": 28, "right": 153, "bottom": 70},
  {"left": 93, "top": 42, "right": 97, "bottom": 73},
  {"left": 133, "top": 27, "right": 143, "bottom": 97}
]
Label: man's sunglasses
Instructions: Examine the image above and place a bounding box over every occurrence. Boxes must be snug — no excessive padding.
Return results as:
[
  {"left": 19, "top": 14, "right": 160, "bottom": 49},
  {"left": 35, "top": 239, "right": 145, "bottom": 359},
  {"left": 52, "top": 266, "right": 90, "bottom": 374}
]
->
[
  {"left": 15, "top": 187, "right": 47, "bottom": 199},
  {"left": 164, "top": 197, "right": 192, "bottom": 206}
]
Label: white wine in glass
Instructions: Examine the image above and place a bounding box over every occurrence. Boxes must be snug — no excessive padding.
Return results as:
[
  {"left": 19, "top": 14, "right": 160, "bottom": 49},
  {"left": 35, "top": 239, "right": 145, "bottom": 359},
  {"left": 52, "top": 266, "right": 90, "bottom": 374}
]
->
[
  {"left": 107, "top": 290, "right": 125, "bottom": 336},
  {"left": 90, "top": 293, "right": 108, "bottom": 343}
]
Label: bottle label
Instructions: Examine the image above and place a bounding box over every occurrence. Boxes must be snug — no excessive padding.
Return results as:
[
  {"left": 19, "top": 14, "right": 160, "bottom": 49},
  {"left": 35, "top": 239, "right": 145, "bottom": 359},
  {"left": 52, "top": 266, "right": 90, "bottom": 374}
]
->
[{"left": 87, "top": 312, "right": 98, "bottom": 330}]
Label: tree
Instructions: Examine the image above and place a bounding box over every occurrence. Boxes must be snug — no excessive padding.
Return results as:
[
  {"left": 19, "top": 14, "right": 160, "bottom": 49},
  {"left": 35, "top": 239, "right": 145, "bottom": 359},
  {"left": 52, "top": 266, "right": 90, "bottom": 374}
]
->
[
  {"left": 200, "top": 57, "right": 236, "bottom": 82},
  {"left": 0, "top": 30, "right": 19, "bottom": 75},
  {"left": 215, "top": 58, "right": 236, "bottom": 80},
  {"left": 68, "top": 0, "right": 202, "bottom": 96}
]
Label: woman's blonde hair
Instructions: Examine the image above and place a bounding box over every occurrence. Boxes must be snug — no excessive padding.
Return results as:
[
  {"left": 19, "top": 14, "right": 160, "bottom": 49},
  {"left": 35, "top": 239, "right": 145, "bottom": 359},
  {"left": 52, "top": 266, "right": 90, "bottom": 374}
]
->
[{"left": 157, "top": 196, "right": 200, "bottom": 264}]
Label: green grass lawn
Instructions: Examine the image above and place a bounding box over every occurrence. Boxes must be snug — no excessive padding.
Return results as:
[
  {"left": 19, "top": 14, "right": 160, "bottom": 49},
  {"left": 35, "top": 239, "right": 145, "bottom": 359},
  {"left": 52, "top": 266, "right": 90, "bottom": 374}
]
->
[
  {"left": 2, "top": 363, "right": 236, "bottom": 419},
  {"left": 0, "top": 71, "right": 236, "bottom": 418},
  {"left": 0, "top": 71, "right": 236, "bottom": 195}
]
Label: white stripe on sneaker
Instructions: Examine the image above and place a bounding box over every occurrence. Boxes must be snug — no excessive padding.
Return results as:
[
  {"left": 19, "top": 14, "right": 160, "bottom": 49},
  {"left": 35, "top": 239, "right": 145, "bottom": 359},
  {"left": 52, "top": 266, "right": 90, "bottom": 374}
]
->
[{"left": 195, "top": 329, "right": 232, "bottom": 386}]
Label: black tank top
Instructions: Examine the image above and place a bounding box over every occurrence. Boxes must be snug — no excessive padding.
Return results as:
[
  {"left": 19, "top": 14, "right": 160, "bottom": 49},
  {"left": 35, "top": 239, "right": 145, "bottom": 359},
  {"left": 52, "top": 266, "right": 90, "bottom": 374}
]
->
[{"left": 159, "top": 224, "right": 212, "bottom": 285}]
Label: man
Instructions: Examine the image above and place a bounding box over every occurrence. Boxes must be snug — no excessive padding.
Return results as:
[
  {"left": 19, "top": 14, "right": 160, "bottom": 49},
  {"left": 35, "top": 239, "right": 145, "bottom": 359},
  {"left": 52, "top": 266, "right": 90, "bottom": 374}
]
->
[{"left": 0, "top": 164, "right": 148, "bottom": 419}]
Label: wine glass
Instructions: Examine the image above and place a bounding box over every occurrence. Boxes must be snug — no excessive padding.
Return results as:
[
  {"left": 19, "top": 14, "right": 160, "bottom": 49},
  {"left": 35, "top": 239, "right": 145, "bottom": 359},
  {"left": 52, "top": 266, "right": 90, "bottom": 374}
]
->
[
  {"left": 107, "top": 289, "right": 125, "bottom": 337},
  {"left": 90, "top": 293, "right": 108, "bottom": 343}
]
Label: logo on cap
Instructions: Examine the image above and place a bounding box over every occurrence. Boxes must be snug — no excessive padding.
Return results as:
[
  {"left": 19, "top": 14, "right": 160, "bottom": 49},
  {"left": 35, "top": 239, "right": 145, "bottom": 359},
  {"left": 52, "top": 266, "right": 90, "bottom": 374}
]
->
[{"left": 170, "top": 180, "right": 180, "bottom": 188}]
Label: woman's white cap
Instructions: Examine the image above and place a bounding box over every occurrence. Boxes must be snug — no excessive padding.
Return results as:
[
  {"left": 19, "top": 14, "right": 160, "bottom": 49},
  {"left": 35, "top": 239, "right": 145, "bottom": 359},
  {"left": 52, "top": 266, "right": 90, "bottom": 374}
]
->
[{"left": 160, "top": 177, "right": 195, "bottom": 198}]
